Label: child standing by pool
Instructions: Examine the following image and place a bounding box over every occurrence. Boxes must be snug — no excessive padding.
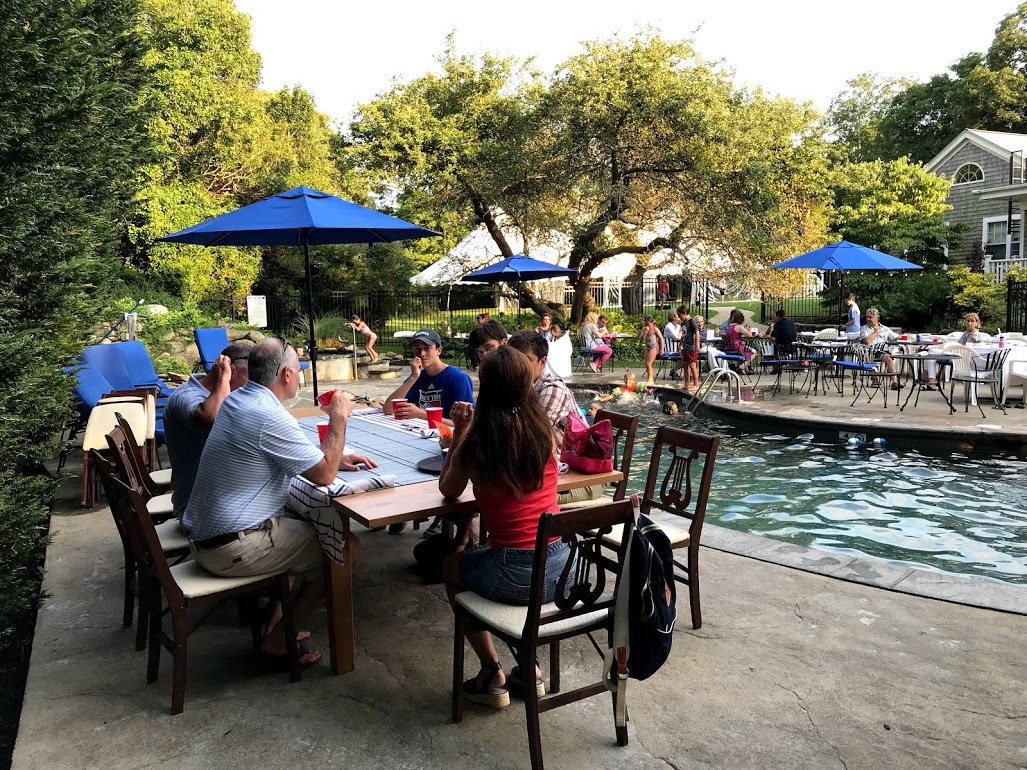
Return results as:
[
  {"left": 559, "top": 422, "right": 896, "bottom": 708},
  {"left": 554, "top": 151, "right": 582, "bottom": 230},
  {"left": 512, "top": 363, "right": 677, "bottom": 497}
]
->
[
  {"left": 347, "top": 315, "right": 378, "bottom": 363},
  {"left": 639, "top": 315, "right": 663, "bottom": 385}
]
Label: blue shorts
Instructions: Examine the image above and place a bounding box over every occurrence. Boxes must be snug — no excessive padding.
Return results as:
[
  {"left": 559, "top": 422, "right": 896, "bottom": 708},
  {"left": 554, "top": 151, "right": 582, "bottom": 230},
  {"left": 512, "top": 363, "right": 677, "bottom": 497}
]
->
[{"left": 459, "top": 539, "right": 573, "bottom": 605}]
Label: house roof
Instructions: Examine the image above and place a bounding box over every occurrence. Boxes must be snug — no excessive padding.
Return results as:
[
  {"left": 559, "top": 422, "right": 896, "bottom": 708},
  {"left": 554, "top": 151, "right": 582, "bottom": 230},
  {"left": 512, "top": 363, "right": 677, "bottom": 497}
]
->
[{"left": 926, "top": 129, "right": 1027, "bottom": 173}]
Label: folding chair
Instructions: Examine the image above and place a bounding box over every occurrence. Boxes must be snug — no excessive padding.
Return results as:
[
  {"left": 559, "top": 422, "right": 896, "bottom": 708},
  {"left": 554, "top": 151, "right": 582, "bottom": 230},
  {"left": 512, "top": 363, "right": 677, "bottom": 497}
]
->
[
  {"left": 452, "top": 500, "right": 635, "bottom": 770},
  {"left": 106, "top": 476, "right": 302, "bottom": 715},
  {"left": 559, "top": 410, "right": 639, "bottom": 511}
]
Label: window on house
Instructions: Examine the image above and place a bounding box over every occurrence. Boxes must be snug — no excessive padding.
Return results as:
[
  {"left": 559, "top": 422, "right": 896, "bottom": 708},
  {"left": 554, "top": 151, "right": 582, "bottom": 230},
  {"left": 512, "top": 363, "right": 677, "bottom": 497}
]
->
[
  {"left": 983, "top": 216, "right": 1021, "bottom": 259},
  {"left": 953, "top": 164, "right": 984, "bottom": 184}
]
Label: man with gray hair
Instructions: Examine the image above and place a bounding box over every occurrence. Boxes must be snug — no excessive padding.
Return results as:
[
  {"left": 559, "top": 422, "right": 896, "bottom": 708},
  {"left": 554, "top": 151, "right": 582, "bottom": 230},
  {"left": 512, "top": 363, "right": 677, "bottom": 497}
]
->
[
  {"left": 859, "top": 307, "right": 900, "bottom": 390},
  {"left": 164, "top": 341, "right": 253, "bottom": 517},
  {"left": 184, "top": 337, "right": 376, "bottom": 669}
]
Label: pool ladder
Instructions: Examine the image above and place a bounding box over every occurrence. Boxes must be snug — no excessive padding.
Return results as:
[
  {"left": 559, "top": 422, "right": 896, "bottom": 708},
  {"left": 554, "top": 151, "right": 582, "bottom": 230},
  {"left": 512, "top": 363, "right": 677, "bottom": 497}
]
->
[{"left": 687, "top": 368, "right": 742, "bottom": 412}]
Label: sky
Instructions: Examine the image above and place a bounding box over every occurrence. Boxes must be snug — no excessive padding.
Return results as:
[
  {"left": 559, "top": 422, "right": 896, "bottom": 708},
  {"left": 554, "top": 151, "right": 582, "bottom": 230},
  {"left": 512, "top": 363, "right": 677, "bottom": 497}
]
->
[{"left": 235, "top": 0, "right": 1021, "bottom": 127}]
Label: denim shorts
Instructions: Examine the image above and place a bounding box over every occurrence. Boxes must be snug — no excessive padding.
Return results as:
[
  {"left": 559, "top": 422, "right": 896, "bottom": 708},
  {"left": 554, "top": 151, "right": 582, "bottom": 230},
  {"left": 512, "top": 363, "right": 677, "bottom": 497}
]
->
[{"left": 459, "top": 539, "right": 573, "bottom": 605}]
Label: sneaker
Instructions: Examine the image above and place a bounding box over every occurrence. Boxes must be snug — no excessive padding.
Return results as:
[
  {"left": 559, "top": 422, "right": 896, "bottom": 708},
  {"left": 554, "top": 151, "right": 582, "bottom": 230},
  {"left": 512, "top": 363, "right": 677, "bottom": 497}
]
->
[{"left": 422, "top": 517, "right": 443, "bottom": 539}]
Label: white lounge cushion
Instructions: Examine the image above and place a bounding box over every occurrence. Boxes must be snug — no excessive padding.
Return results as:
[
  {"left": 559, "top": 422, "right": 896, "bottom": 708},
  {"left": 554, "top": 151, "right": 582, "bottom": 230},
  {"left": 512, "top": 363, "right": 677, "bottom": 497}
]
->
[
  {"left": 146, "top": 492, "right": 174, "bottom": 518},
  {"left": 149, "top": 468, "right": 173, "bottom": 486},
  {"left": 154, "top": 519, "right": 189, "bottom": 553},
  {"left": 455, "top": 591, "right": 609, "bottom": 640},
  {"left": 170, "top": 561, "right": 278, "bottom": 600}
]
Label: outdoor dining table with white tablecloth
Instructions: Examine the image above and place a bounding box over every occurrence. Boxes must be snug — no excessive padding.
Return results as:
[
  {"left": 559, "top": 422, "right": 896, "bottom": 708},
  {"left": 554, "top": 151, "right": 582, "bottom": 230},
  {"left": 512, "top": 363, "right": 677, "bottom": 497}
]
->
[
  {"left": 968, "top": 342, "right": 1027, "bottom": 396},
  {"left": 285, "top": 405, "right": 623, "bottom": 674}
]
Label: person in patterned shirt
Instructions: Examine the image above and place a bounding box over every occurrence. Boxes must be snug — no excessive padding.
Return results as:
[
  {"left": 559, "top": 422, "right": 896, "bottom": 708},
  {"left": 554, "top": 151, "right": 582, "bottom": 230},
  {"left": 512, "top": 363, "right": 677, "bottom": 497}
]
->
[{"left": 507, "top": 331, "right": 604, "bottom": 506}]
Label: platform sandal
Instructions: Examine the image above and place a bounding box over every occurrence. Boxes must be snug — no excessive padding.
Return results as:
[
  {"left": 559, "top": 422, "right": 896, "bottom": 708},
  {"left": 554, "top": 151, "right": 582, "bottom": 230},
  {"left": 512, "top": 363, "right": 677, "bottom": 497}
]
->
[
  {"left": 463, "top": 661, "right": 510, "bottom": 709},
  {"left": 509, "top": 661, "right": 545, "bottom": 698}
]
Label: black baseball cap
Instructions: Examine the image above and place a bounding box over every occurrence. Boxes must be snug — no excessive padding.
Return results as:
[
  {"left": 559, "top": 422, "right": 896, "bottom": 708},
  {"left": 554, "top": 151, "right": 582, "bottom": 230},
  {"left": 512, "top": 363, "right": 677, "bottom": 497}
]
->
[{"left": 411, "top": 328, "right": 443, "bottom": 347}]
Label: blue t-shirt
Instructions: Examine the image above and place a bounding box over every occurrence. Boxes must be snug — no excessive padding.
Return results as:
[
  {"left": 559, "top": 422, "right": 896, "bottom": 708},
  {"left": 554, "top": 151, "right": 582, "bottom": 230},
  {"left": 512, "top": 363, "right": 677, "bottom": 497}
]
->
[
  {"left": 845, "top": 303, "right": 861, "bottom": 333},
  {"left": 163, "top": 374, "right": 213, "bottom": 517},
  {"left": 406, "top": 364, "right": 474, "bottom": 418}
]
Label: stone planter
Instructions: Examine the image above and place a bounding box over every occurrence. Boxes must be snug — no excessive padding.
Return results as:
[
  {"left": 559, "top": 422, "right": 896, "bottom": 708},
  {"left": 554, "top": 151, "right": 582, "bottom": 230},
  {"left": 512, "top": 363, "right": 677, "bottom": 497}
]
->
[{"left": 313, "top": 354, "right": 354, "bottom": 382}]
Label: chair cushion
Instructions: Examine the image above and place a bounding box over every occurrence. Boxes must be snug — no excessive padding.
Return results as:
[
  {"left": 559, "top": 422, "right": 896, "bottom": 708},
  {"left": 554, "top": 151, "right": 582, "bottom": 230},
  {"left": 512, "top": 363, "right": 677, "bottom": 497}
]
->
[
  {"left": 170, "top": 560, "right": 278, "bottom": 599},
  {"left": 146, "top": 493, "right": 174, "bottom": 518},
  {"left": 149, "top": 468, "right": 173, "bottom": 486},
  {"left": 154, "top": 519, "right": 189, "bottom": 553},
  {"left": 454, "top": 592, "right": 609, "bottom": 640},
  {"left": 600, "top": 519, "right": 690, "bottom": 548}
]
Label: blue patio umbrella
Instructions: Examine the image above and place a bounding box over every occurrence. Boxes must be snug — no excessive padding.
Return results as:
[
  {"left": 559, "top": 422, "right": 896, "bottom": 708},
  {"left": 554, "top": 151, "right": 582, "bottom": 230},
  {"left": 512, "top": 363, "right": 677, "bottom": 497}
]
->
[
  {"left": 772, "top": 240, "right": 922, "bottom": 322},
  {"left": 158, "top": 186, "right": 441, "bottom": 399},
  {"left": 462, "top": 255, "right": 578, "bottom": 327}
]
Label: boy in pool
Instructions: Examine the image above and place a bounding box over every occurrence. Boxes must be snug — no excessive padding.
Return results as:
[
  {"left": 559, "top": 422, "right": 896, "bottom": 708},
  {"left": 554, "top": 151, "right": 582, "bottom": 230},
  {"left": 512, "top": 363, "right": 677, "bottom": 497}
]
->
[
  {"left": 597, "top": 371, "right": 640, "bottom": 402},
  {"left": 662, "top": 400, "right": 678, "bottom": 416}
]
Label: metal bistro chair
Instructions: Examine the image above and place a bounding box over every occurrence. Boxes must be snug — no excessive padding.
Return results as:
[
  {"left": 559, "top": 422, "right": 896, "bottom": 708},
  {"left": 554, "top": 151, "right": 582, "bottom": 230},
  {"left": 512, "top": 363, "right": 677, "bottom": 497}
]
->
[
  {"left": 452, "top": 500, "right": 635, "bottom": 770},
  {"left": 106, "top": 476, "right": 303, "bottom": 715},
  {"left": 758, "top": 342, "right": 806, "bottom": 394},
  {"left": 948, "top": 346, "right": 1009, "bottom": 417},
  {"left": 845, "top": 343, "right": 897, "bottom": 408},
  {"left": 655, "top": 337, "right": 682, "bottom": 380}
]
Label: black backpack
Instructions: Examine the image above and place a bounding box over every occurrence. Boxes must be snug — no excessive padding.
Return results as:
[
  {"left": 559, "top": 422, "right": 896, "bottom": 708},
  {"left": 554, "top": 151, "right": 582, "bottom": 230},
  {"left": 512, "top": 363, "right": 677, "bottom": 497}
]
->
[{"left": 609, "top": 512, "right": 677, "bottom": 682}]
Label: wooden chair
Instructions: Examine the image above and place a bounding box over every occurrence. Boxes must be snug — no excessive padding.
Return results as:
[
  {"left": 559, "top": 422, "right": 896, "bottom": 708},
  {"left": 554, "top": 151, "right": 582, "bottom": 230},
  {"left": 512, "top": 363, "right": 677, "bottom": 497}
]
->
[
  {"left": 637, "top": 426, "right": 719, "bottom": 629},
  {"left": 78, "top": 397, "right": 147, "bottom": 507},
  {"left": 91, "top": 451, "right": 189, "bottom": 650},
  {"left": 452, "top": 500, "right": 635, "bottom": 770},
  {"left": 560, "top": 409, "right": 639, "bottom": 511},
  {"left": 105, "top": 424, "right": 174, "bottom": 522},
  {"left": 105, "top": 476, "right": 302, "bottom": 714},
  {"left": 115, "top": 412, "right": 170, "bottom": 496}
]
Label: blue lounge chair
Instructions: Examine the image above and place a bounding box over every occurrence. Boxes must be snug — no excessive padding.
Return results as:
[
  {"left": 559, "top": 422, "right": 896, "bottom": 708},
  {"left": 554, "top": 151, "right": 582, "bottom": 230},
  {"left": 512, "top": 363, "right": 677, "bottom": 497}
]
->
[
  {"left": 194, "top": 327, "right": 310, "bottom": 377},
  {"left": 114, "top": 340, "right": 174, "bottom": 397}
]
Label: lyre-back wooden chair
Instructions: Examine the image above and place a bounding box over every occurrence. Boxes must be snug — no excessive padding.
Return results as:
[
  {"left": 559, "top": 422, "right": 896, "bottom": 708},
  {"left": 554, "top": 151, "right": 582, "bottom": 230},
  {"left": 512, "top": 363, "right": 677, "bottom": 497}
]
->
[
  {"left": 106, "top": 423, "right": 174, "bottom": 522},
  {"left": 452, "top": 500, "right": 635, "bottom": 770},
  {"left": 559, "top": 409, "right": 639, "bottom": 511},
  {"left": 638, "top": 426, "right": 720, "bottom": 629}
]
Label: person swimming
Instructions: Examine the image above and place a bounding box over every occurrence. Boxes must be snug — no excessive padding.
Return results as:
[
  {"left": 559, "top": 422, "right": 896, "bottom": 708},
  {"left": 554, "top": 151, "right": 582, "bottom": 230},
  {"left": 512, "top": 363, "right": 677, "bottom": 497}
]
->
[
  {"left": 597, "top": 371, "right": 639, "bottom": 403},
  {"left": 662, "top": 400, "right": 678, "bottom": 416}
]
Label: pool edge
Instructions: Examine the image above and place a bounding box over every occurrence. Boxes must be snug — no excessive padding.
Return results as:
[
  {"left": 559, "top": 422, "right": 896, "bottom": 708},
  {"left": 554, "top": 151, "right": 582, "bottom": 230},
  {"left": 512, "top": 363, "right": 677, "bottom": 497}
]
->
[{"left": 699, "top": 523, "right": 1027, "bottom": 616}]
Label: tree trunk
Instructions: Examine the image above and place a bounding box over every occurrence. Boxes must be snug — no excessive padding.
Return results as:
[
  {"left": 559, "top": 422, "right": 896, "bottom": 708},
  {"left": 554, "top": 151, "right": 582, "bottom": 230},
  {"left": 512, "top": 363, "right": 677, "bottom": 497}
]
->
[
  {"left": 570, "top": 278, "right": 596, "bottom": 325},
  {"left": 621, "top": 263, "right": 646, "bottom": 316}
]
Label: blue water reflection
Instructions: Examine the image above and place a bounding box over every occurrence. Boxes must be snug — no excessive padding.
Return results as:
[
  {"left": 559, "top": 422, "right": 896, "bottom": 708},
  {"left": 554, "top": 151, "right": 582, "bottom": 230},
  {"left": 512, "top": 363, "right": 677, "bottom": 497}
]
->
[{"left": 573, "top": 389, "right": 1027, "bottom": 584}]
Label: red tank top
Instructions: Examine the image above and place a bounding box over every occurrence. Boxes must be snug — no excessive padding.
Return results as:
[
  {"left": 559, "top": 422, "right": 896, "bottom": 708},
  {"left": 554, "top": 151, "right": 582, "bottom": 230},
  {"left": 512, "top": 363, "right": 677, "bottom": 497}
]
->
[{"left": 473, "top": 454, "right": 560, "bottom": 549}]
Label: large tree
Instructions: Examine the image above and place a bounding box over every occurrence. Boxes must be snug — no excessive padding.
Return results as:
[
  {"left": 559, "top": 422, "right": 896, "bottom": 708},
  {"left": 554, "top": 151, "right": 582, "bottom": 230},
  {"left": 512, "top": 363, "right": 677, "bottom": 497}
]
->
[{"left": 350, "top": 34, "right": 832, "bottom": 323}]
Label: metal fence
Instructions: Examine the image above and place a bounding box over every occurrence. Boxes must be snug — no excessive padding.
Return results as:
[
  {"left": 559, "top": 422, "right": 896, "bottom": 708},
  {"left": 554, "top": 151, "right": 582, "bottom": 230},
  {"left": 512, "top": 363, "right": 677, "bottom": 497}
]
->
[
  {"left": 563, "top": 276, "right": 714, "bottom": 320},
  {"left": 208, "top": 286, "right": 500, "bottom": 341},
  {"left": 1008, "top": 279, "right": 1027, "bottom": 333}
]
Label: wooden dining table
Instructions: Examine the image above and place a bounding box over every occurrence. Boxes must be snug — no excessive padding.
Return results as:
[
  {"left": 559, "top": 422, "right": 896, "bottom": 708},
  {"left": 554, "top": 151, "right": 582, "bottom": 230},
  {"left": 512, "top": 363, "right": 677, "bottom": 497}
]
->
[{"left": 288, "top": 405, "right": 623, "bottom": 674}]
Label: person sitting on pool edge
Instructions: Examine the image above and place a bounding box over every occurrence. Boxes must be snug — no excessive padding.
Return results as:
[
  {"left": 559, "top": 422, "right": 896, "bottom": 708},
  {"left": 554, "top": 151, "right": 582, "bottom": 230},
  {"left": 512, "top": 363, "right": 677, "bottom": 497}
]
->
[
  {"left": 859, "top": 307, "right": 901, "bottom": 390},
  {"left": 384, "top": 328, "right": 474, "bottom": 425}
]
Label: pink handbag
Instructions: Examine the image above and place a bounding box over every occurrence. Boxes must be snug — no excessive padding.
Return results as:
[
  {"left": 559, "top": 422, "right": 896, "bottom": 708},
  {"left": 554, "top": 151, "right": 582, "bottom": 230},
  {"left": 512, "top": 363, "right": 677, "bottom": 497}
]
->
[{"left": 560, "top": 413, "right": 614, "bottom": 473}]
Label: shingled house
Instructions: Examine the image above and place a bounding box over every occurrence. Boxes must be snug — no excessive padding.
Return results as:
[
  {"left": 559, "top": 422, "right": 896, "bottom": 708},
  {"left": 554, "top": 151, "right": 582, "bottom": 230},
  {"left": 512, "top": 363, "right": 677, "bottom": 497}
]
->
[{"left": 927, "top": 129, "right": 1027, "bottom": 280}]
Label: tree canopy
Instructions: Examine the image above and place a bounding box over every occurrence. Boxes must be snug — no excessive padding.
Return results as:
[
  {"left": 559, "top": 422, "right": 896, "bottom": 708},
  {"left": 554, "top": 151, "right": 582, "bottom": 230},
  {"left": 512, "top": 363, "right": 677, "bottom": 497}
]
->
[{"left": 350, "top": 34, "right": 833, "bottom": 321}]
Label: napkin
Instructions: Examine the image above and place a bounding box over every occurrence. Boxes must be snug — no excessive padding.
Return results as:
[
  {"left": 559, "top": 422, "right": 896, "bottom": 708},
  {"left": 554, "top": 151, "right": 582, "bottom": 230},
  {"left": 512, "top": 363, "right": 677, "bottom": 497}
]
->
[{"left": 419, "top": 428, "right": 440, "bottom": 439}]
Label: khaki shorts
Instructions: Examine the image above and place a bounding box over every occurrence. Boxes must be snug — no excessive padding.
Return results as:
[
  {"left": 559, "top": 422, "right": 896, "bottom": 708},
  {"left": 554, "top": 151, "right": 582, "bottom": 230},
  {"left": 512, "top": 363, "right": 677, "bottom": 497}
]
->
[
  {"left": 557, "top": 483, "right": 607, "bottom": 506},
  {"left": 191, "top": 515, "right": 324, "bottom": 583}
]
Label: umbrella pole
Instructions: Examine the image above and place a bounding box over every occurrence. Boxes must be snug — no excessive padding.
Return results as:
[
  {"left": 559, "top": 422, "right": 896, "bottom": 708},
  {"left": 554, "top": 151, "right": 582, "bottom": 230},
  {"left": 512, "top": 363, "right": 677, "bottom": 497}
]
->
[
  {"left": 517, "top": 278, "right": 522, "bottom": 329},
  {"left": 302, "top": 238, "right": 320, "bottom": 402}
]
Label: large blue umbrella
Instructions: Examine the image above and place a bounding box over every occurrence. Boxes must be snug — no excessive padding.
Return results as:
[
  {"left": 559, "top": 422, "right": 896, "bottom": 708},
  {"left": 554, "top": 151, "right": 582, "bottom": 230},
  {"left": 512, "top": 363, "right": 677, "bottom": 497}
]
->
[
  {"left": 772, "top": 240, "right": 922, "bottom": 323},
  {"left": 158, "top": 186, "right": 441, "bottom": 399},
  {"left": 462, "top": 255, "right": 577, "bottom": 327}
]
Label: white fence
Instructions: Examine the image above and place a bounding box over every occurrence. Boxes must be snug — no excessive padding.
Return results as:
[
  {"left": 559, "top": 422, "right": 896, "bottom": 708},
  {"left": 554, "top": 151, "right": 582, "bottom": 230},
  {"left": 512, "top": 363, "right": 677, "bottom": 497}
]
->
[{"left": 985, "top": 258, "right": 1021, "bottom": 283}]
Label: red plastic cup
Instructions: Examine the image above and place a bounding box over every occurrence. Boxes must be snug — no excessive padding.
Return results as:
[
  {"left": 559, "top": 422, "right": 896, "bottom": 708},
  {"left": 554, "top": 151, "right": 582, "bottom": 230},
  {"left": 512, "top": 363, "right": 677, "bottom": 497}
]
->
[
  {"left": 317, "top": 423, "right": 329, "bottom": 443},
  {"left": 900, "top": 334, "right": 908, "bottom": 341},
  {"left": 425, "top": 406, "right": 443, "bottom": 429},
  {"left": 316, "top": 389, "right": 337, "bottom": 407},
  {"left": 391, "top": 399, "right": 408, "bottom": 419}
]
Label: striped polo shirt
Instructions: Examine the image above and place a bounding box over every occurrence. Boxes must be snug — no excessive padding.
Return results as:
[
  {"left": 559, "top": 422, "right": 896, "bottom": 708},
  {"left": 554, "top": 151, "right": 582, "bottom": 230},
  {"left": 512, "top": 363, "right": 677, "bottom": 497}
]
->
[{"left": 182, "top": 381, "right": 324, "bottom": 541}]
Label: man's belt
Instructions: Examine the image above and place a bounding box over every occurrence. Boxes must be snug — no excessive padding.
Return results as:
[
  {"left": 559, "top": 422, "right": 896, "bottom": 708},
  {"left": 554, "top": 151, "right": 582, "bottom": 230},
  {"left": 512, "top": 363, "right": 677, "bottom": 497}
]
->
[{"left": 193, "top": 520, "right": 270, "bottom": 549}]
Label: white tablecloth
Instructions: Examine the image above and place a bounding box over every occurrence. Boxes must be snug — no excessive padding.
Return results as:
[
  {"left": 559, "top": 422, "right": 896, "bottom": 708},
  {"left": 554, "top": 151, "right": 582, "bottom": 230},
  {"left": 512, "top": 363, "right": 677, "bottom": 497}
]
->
[{"left": 968, "top": 343, "right": 1027, "bottom": 394}]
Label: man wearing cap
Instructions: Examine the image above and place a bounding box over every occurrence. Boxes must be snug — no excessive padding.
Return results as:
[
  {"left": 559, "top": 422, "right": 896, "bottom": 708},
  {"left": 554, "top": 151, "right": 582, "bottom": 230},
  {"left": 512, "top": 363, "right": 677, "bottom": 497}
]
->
[
  {"left": 164, "top": 341, "right": 252, "bottom": 517},
  {"left": 384, "top": 328, "right": 474, "bottom": 425}
]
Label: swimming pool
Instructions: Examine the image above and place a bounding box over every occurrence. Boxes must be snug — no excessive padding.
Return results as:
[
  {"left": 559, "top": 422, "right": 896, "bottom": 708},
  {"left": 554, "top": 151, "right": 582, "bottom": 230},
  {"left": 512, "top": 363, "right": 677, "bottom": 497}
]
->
[{"left": 572, "top": 389, "right": 1027, "bottom": 585}]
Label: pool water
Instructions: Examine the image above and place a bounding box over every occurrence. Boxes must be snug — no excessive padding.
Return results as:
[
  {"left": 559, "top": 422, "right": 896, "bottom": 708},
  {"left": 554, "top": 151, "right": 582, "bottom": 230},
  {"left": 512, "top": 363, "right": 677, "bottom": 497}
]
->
[{"left": 573, "top": 389, "right": 1027, "bottom": 585}]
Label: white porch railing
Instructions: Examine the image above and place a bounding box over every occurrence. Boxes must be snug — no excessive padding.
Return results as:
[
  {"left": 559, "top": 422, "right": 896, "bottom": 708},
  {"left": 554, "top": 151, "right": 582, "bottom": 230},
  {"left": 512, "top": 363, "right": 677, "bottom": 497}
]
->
[{"left": 984, "top": 258, "right": 1022, "bottom": 283}]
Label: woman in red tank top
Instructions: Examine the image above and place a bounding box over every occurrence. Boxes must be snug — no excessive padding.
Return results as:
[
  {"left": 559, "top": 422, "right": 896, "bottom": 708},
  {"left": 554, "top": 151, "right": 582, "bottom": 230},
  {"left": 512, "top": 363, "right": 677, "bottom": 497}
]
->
[{"left": 439, "top": 345, "right": 571, "bottom": 709}]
